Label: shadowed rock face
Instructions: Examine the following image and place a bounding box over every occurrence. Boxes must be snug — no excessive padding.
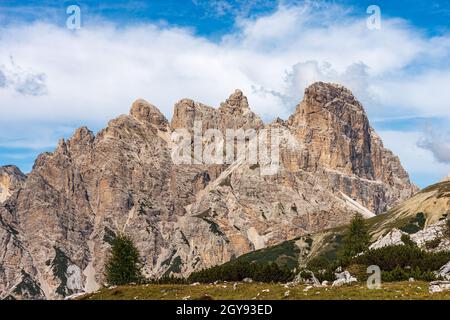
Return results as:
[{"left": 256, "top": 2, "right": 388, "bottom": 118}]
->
[{"left": 0, "top": 82, "right": 418, "bottom": 299}]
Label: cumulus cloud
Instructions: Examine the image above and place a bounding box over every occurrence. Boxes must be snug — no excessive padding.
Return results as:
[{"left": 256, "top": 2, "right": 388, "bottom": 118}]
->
[
  {"left": 0, "top": 57, "right": 47, "bottom": 96},
  {"left": 253, "top": 60, "right": 378, "bottom": 112},
  {"left": 417, "top": 128, "right": 450, "bottom": 164},
  {"left": 0, "top": 2, "right": 450, "bottom": 184}
]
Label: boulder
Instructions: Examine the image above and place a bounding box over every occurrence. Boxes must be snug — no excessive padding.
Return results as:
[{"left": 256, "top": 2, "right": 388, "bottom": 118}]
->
[
  {"left": 429, "top": 281, "right": 450, "bottom": 293},
  {"left": 332, "top": 271, "right": 357, "bottom": 287}
]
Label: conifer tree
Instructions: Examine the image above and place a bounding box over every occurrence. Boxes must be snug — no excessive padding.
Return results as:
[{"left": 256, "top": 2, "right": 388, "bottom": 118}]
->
[
  {"left": 339, "top": 213, "right": 370, "bottom": 260},
  {"left": 105, "top": 234, "right": 143, "bottom": 286}
]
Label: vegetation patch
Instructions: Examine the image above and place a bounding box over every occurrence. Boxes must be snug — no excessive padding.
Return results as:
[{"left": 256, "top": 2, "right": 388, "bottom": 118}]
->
[
  {"left": 218, "top": 176, "right": 232, "bottom": 187},
  {"left": 229, "top": 239, "right": 300, "bottom": 270},
  {"left": 351, "top": 245, "right": 450, "bottom": 280},
  {"left": 425, "top": 238, "right": 442, "bottom": 250},
  {"left": 200, "top": 217, "right": 228, "bottom": 241},
  {"left": 399, "top": 212, "right": 426, "bottom": 234},
  {"left": 13, "top": 270, "right": 42, "bottom": 298},
  {"left": 51, "top": 247, "right": 71, "bottom": 297},
  {"left": 188, "top": 261, "right": 294, "bottom": 284},
  {"left": 163, "top": 256, "right": 183, "bottom": 278},
  {"left": 103, "top": 227, "right": 117, "bottom": 246},
  {"left": 179, "top": 230, "right": 190, "bottom": 247},
  {"left": 401, "top": 234, "right": 416, "bottom": 247}
]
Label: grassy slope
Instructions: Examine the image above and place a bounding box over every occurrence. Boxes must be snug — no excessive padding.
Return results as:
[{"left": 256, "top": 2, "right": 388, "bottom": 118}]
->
[{"left": 79, "top": 282, "right": 450, "bottom": 300}]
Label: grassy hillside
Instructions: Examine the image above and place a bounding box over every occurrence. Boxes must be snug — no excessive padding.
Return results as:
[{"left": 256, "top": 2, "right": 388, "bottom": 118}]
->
[{"left": 79, "top": 281, "right": 450, "bottom": 300}]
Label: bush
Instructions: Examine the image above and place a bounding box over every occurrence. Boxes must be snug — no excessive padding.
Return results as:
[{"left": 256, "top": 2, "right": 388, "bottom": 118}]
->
[
  {"left": 352, "top": 245, "right": 450, "bottom": 273},
  {"left": 188, "top": 261, "right": 295, "bottom": 284},
  {"left": 382, "top": 266, "right": 437, "bottom": 282},
  {"left": 147, "top": 275, "right": 187, "bottom": 285},
  {"left": 401, "top": 234, "right": 416, "bottom": 247},
  {"left": 400, "top": 212, "right": 426, "bottom": 234},
  {"left": 306, "top": 256, "right": 332, "bottom": 271},
  {"left": 346, "top": 264, "right": 369, "bottom": 282},
  {"left": 305, "top": 256, "right": 339, "bottom": 282},
  {"left": 105, "top": 234, "right": 143, "bottom": 286},
  {"left": 425, "top": 238, "right": 441, "bottom": 250}
]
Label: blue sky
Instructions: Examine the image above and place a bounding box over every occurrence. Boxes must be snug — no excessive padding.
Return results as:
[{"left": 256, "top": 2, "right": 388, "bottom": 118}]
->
[{"left": 0, "top": 0, "right": 450, "bottom": 187}]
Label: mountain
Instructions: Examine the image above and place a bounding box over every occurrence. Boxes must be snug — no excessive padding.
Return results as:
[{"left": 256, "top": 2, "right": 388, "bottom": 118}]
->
[
  {"left": 0, "top": 82, "right": 417, "bottom": 299},
  {"left": 230, "top": 180, "right": 450, "bottom": 269}
]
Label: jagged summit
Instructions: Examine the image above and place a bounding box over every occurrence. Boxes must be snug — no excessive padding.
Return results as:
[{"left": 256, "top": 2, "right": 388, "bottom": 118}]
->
[
  {"left": 219, "top": 89, "right": 250, "bottom": 113},
  {"left": 171, "top": 90, "right": 263, "bottom": 132},
  {"left": 291, "top": 81, "right": 365, "bottom": 122},
  {"left": 130, "top": 98, "right": 169, "bottom": 129}
]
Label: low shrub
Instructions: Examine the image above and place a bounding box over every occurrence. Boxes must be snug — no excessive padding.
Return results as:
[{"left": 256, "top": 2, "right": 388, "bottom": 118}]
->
[
  {"left": 346, "top": 264, "right": 369, "bottom": 282},
  {"left": 187, "top": 261, "right": 295, "bottom": 284},
  {"left": 381, "top": 266, "right": 437, "bottom": 282},
  {"left": 425, "top": 238, "right": 441, "bottom": 250},
  {"left": 351, "top": 245, "right": 450, "bottom": 273},
  {"left": 400, "top": 234, "right": 416, "bottom": 247}
]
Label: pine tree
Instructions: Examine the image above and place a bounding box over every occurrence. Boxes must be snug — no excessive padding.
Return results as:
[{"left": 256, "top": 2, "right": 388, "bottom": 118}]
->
[
  {"left": 105, "top": 234, "right": 143, "bottom": 286},
  {"left": 339, "top": 213, "right": 370, "bottom": 261}
]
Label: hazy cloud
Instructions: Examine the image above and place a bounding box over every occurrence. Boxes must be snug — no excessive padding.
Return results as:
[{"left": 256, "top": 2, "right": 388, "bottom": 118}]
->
[
  {"left": 253, "top": 60, "right": 377, "bottom": 112},
  {"left": 0, "top": 58, "right": 47, "bottom": 96}
]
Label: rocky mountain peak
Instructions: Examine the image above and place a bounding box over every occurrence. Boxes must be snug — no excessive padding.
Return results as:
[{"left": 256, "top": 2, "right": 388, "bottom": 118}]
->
[
  {"left": 219, "top": 89, "right": 249, "bottom": 113},
  {"left": 294, "top": 81, "right": 364, "bottom": 120},
  {"left": 130, "top": 99, "right": 169, "bottom": 130},
  {"left": 69, "top": 127, "right": 95, "bottom": 145}
]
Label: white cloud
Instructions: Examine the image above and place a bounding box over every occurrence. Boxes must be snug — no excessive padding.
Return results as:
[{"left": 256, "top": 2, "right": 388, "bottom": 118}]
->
[
  {"left": 0, "top": 57, "right": 47, "bottom": 96},
  {"left": 379, "top": 130, "right": 450, "bottom": 186},
  {"left": 417, "top": 127, "right": 450, "bottom": 164},
  {"left": 0, "top": 2, "right": 449, "bottom": 186}
]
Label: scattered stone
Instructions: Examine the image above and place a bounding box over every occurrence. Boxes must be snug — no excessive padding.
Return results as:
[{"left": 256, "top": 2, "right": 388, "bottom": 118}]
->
[
  {"left": 303, "top": 285, "right": 313, "bottom": 292},
  {"left": 429, "top": 281, "right": 450, "bottom": 293},
  {"left": 242, "top": 278, "right": 253, "bottom": 283},
  {"left": 437, "top": 261, "right": 450, "bottom": 280},
  {"left": 332, "top": 271, "right": 357, "bottom": 287}
]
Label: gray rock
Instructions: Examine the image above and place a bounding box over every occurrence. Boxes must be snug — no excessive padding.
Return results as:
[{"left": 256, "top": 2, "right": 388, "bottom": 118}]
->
[{"left": 429, "top": 281, "right": 450, "bottom": 293}]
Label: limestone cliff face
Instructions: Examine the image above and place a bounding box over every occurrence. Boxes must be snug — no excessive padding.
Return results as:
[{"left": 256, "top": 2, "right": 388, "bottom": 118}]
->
[
  {"left": 286, "top": 82, "right": 418, "bottom": 213},
  {"left": 0, "top": 82, "right": 417, "bottom": 299}
]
